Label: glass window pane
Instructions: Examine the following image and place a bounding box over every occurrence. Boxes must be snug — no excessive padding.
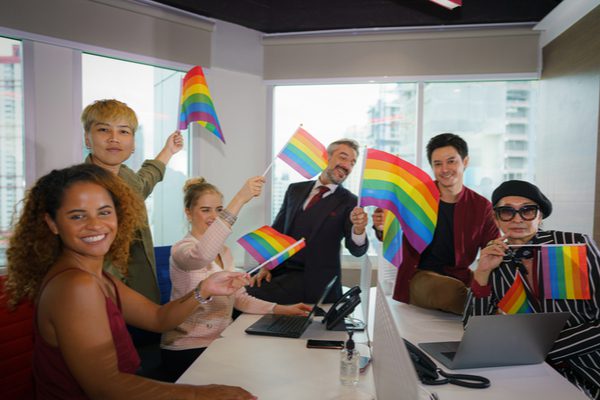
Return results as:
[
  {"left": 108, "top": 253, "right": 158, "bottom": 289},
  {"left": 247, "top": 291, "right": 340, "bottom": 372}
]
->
[
  {"left": 82, "top": 54, "right": 187, "bottom": 246},
  {"left": 423, "top": 81, "right": 538, "bottom": 200},
  {"left": 0, "top": 37, "right": 24, "bottom": 268},
  {"left": 272, "top": 83, "right": 417, "bottom": 253}
]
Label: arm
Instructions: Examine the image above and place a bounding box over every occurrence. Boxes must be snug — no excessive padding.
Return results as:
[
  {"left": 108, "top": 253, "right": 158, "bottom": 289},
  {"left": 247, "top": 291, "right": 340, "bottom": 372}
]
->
[
  {"left": 172, "top": 220, "right": 231, "bottom": 270},
  {"left": 345, "top": 204, "right": 369, "bottom": 257},
  {"left": 119, "top": 270, "right": 250, "bottom": 333},
  {"left": 463, "top": 236, "right": 508, "bottom": 325},
  {"left": 44, "top": 271, "right": 255, "bottom": 400},
  {"left": 155, "top": 131, "right": 184, "bottom": 166}
]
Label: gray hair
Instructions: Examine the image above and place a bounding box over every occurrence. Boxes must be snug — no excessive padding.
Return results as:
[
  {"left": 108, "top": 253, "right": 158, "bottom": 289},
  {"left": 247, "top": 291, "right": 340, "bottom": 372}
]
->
[{"left": 327, "top": 138, "right": 360, "bottom": 158}]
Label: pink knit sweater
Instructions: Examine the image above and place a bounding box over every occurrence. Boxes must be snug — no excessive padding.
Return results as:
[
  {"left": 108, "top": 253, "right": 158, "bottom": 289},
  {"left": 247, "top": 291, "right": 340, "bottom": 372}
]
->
[{"left": 161, "top": 218, "right": 275, "bottom": 350}]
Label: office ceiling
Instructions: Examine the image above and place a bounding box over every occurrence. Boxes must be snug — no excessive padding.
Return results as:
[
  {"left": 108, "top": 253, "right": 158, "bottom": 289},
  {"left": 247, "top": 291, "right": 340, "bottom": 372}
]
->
[{"left": 152, "top": 0, "right": 563, "bottom": 34}]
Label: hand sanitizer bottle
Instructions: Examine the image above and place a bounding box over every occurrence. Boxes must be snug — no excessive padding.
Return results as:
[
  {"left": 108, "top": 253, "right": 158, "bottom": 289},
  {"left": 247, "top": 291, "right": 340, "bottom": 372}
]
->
[{"left": 340, "top": 331, "right": 360, "bottom": 386}]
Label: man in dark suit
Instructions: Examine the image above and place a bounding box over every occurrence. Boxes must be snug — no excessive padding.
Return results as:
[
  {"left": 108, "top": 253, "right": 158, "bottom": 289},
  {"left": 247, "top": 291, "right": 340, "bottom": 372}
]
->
[{"left": 247, "top": 139, "right": 369, "bottom": 303}]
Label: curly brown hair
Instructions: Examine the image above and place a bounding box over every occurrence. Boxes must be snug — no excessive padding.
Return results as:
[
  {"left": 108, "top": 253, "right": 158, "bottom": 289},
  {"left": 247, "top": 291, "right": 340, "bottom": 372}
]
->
[{"left": 4, "top": 163, "right": 146, "bottom": 308}]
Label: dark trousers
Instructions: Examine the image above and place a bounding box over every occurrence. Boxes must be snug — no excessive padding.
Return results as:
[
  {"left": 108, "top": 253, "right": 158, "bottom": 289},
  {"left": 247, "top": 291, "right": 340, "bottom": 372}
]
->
[
  {"left": 161, "top": 347, "right": 206, "bottom": 381},
  {"left": 246, "top": 269, "right": 305, "bottom": 304}
]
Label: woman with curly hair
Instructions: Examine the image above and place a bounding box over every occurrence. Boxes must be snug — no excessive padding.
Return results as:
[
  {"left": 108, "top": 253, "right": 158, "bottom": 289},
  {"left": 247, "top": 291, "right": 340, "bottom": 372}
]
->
[{"left": 4, "top": 163, "right": 256, "bottom": 400}]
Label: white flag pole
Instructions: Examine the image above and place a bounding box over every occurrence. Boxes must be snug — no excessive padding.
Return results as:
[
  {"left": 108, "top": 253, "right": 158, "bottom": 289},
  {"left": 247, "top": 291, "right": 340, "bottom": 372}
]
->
[
  {"left": 246, "top": 238, "right": 306, "bottom": 275},
  {"left": 356, "top": 145, "right": 368, "bottom": 206},
  {"left": 507, "top": 243, "right": 585, "bottom": 248},
  {"left": 263, "top": 125, "right": 301, "bottom": 177}
]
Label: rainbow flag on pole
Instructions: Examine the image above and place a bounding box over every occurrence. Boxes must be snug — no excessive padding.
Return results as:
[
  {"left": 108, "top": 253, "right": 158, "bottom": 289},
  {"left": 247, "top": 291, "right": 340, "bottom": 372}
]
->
[
  {"left": 360, "top": 148, "right": 439, "bottom": 253},
  {"left": 178, "top": 65, "right": 225, "bottom": 143},
  {"left": 277, "top": 127, "right": 328, "bottom": 179},
  {"left": 498, "top": 273, "right": 533, "bottom": 314},
  {"left": 541, "top": 244, "right": 590, "bottom": 300},
  {"left": 382, "top": 210, "right": 403, "bottom": 267},
  {"left": 237, "top": 226, "right": 306, "bottom": 271}
]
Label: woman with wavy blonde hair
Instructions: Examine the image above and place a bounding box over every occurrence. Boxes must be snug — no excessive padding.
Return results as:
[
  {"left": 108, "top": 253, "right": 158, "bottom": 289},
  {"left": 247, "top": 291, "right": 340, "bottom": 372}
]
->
[
  {"left": 4, "top": 163, "right": 256, "bottom": 400},
  {"left": 161, "top": 175, "right": 311, "bottom": 380}
]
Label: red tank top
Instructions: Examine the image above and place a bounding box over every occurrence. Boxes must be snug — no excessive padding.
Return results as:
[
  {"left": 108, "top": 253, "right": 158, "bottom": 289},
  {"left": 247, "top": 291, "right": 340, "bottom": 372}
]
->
[{"left": 33, "top": 269, "right": 140, "bottom": 399}]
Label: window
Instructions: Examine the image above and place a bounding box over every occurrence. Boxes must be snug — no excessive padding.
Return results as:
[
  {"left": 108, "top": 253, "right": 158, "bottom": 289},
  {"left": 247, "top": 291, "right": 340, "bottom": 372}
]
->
[
  {"left": 272, "top": 83, "right": 417, "bottom": 249},
  {"left": 422, "top": 81, "right": 537, "bottom": 199},
  {"left": 82, "top": 54, "right": 188, "bottom": 246},
  {"left": 0, "top": 37, "right": 23, "bottom": 268},
  {"left": 272, "top": 80, "right": 538, "bottom": 253}
]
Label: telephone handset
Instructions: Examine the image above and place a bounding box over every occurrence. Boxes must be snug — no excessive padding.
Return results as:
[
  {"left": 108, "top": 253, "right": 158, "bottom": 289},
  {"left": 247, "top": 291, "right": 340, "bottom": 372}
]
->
[
  {"left": 403, "top": 339, "right": 491, "bottom": 389},
  {"left": 322, "top": 286, "right": 361, "bottom": 330}
]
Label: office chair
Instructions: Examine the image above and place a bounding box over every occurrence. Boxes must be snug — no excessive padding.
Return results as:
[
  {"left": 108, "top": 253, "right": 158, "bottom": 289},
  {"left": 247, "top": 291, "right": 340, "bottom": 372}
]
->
[{"left": 0, "top": 275, "right": 35, "bottom": 400}]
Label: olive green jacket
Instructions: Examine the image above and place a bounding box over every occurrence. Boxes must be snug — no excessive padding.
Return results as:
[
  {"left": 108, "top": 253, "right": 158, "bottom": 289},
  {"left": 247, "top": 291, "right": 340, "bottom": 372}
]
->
[{"left": 86, "top": 155, "right": 165, "bottom": 303}]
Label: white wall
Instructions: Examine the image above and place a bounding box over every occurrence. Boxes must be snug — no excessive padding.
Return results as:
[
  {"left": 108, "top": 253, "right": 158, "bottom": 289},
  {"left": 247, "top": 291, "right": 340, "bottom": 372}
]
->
[{"left": 191, "top": 66, "right": 268, "bottom": 265}]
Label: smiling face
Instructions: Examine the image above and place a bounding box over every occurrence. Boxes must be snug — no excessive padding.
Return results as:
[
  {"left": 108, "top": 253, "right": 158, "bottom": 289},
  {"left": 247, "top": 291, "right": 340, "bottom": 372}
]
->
[
  {"left": 321, "top": 144, "right": 357, "bottom": 185},
  {"left": 44, "top": 181, "right": 118, "bottom": 260},
  {"left": 494, "top": 195, "right": 542, "bottom": 244},
  {"left": 430, "top": 145, "right": 469, "bottom": 192},
  {"left": 186, "top": 191, "right": 223, "bottom": 236},
  {"left": 85, "top": 118, "right": 135, "bottom": 171}
]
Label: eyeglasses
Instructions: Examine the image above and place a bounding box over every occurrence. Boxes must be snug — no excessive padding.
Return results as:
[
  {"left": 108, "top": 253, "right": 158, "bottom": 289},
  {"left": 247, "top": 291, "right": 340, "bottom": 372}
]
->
[{"left": 494, "top": 205, "right": 540, "bottom": 222}]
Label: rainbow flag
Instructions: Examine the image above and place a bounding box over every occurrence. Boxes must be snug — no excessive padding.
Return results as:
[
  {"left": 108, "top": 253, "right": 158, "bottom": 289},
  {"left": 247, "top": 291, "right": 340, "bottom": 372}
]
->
[
  {"left": 541, "top": 244, "right": 590, "bottom": 300},
  {"left": 237, "top": 226, "right": 306, "bottom": 271},
  {"left": 360, "top": 148, "right": 439, "bottom": 253},
  {"left": 498, "top": 273, "right": 533, "bottom": 314},
  {"left": 277, "top": 127, "right": 328, "bottom": 179},
  {"left": 382, "top": 210, "right": 403, "bottom": 267},
  {"left": 178, "top": 65, "right": 225, "bottom": 143}
]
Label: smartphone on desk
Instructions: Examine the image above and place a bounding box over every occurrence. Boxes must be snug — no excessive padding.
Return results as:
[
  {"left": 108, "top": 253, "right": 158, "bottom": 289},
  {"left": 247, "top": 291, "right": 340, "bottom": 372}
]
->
[{"left": 306, "top": 339, "right": 344, "bottom": 349}]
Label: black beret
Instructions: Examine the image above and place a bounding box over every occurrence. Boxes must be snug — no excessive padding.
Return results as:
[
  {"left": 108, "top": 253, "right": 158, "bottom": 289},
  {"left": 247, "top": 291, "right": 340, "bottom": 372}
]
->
[{"left": 491, "top": 180, "right": 552, "bottom": 219}]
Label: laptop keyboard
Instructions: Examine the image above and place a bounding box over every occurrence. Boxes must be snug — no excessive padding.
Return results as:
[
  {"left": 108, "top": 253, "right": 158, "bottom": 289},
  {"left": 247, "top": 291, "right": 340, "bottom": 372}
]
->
[{"left": 267, "top": 316, "right": 308, "bottom": 334}]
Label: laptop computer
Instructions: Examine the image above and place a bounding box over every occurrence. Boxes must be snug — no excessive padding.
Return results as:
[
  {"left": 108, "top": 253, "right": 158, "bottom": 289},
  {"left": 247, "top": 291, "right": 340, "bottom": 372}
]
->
[
  {"left": 244, "top": 276, "right": 337, "bottom": 338},
  {"left": 418, "top": 312, "right": 570, "bottom": 369}
]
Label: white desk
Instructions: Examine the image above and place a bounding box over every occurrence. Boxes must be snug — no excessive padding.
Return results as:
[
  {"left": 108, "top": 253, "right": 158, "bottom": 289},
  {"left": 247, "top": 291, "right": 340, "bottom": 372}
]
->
[
  {"left": 177, "top": 286, "right": 589, "bottom": 400},
  {"left": 177, "top": 313, "right": 375, "bottom": 400},
  {"left": 376, "top": 286, "right": 589, "bottom": 400}
]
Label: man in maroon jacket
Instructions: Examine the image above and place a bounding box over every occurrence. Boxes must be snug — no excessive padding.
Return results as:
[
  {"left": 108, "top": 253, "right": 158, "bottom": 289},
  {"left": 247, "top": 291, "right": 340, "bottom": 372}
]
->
[{"left": 373, "top": 133, "right": 499, "bottom": 314}]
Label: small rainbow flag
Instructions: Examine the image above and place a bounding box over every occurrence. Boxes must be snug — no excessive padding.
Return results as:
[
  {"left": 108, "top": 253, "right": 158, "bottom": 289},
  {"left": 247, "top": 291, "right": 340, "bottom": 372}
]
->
[
  {"left": 178, "top": 65, "right": 225, "bottom": 143},
  {"left": 541, "top": 244, "right": 590, "bottom": 300},
  {"left": 498, "top": 273, "right": 533, "bottom": 314},
  {"left": 360, "top": 149, "right": 439, "bottom": 253},
  {"left": 277, "top": 127, "right": 328, "bottom": 179},
  {"left": 237, "top": 226, "right": 306, "bottom": 271},
  {"left": 382, "top": 210, "right": 403, "bottom": 267}
]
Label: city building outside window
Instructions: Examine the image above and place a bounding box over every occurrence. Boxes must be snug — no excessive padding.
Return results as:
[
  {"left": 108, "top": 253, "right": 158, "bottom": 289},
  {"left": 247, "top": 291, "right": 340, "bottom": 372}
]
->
[{"left": 0, "top": 37, "right": 23, "bottom": 269}]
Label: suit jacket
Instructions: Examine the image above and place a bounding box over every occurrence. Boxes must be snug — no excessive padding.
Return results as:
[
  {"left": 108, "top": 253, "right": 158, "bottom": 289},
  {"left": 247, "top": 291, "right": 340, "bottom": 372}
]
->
[{"left": 273, "top": 180, "right": 368, "bottom": 302}]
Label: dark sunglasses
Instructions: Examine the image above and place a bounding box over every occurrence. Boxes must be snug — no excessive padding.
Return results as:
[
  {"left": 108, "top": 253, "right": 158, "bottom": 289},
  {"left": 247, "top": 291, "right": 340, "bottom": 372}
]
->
[{"left": 494, "top": 205, "right": 540, "bottom": 222}]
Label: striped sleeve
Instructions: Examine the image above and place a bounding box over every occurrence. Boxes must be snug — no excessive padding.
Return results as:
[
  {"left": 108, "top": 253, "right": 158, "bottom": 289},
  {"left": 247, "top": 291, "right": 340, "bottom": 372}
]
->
[{"left": 171, "top": 219, "right": 231, "bottom": 271}]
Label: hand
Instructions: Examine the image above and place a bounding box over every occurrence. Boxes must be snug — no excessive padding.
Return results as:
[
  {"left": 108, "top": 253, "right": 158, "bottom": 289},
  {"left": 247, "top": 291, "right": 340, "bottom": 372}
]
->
[
  {"left": 372, "top": 207, "right": 385, "bottom": 231},
  {"left": 473, "top": 235, "right": 509, "bottom": 286},
  {"left": 249, "top": 267, "right": 271, "bottom": 287},
  {"left": 273, "top": 303, "right": 312, "bottom": 316},
  {"left": 199, "top": 271, "right": 250, "bottom": 298},
  {"left": 194, "top": 384, "right": 257, "bottom": 400},
  {"left": 350, "top": 206, "right": 368, "bottom": 235},
  {"left": 164, "top": 131, "right": 184, "bottom": 155},
  {"left": 236, "top": 176, "right": 265, "bottom": 204}
]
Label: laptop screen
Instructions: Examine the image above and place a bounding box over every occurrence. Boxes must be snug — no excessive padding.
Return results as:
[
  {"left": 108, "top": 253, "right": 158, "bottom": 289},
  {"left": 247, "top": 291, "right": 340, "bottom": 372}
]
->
[{"left": 307, "top": 276, "right": 338, "bottom": 320}]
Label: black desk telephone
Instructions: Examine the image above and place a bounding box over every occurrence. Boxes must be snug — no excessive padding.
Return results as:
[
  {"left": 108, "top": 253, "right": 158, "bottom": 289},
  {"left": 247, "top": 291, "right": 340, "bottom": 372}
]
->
[
  {"left": 403, "top": 339, "right": 490, "bottom": 389},
  {"left": 322, "top": 286, "right": 361, "bottom": 330}
]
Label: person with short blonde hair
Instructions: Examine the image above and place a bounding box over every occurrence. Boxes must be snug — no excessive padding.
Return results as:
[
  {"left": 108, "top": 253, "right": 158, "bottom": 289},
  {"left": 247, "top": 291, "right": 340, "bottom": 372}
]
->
[{"left": 82, "top": 99, "right": 183, "bottom": 304}]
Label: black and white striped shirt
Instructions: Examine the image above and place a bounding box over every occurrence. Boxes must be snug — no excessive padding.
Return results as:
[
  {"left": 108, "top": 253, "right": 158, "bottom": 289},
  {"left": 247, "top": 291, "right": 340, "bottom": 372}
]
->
[{"left": 464, "top": 230, "right": 600, "bottom": 399}]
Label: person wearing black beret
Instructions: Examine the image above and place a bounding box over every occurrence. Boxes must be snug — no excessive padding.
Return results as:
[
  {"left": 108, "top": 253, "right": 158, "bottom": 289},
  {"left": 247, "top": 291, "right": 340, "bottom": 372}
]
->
[{"left": 465, "top": 180, "right": 600, "bottom": 400}]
